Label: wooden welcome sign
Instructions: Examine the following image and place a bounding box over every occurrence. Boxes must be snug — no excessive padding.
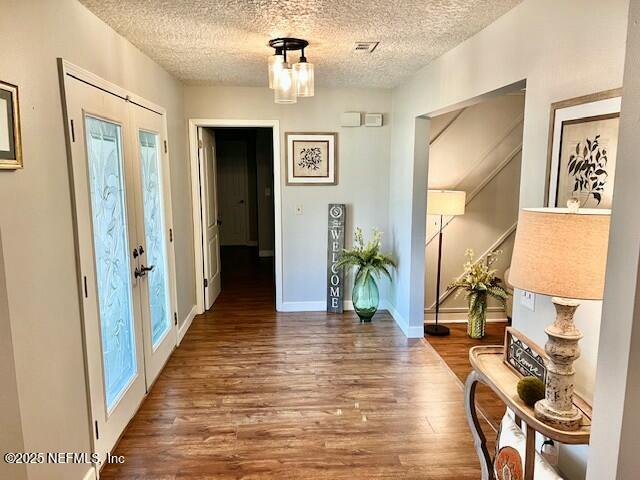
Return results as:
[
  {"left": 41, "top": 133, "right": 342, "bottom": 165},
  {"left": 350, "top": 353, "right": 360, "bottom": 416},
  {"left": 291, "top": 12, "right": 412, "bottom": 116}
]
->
[{"left": 326, "top": 204, "right": 346, "bottom": 313}]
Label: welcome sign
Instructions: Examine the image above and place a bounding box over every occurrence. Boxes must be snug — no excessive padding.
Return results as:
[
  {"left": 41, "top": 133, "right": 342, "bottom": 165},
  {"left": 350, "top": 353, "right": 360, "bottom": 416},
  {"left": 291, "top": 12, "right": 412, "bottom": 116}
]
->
[{"left": 326, "top": 204, "right": 346, "bottom": 313}]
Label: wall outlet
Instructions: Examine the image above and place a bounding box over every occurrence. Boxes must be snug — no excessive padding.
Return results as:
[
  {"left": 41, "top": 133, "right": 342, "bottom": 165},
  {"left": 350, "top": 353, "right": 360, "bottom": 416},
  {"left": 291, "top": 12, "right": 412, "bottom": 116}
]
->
[
  {"left": 520, "top": 290, "right": 536, "bottom": 311},
  {"left": 265, "top": 187, "right": 271, "bottom": 197},
  {"left": 295, "top": 205, "right": 303, "bottom": 215}
]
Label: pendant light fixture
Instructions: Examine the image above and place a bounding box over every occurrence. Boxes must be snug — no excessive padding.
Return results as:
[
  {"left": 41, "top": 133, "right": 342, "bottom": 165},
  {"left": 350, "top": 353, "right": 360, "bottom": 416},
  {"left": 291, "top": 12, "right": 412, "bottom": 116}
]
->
[
  {"left": 274, "top": 62, "right": 297, "bottom": 104},
  {"left": 268, "top": 47, "right": 284, "bottom": 89},
  {"left": 268, "top": 38, "right": 315, "bottom": 104},
  {"left": 293, "top": 49, "right": 314, "bottom": 97}
]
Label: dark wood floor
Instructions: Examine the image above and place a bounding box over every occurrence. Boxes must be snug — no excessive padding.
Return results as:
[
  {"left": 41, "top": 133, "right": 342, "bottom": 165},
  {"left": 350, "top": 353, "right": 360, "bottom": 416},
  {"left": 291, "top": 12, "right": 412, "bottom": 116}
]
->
[
  {"left": 102, "top": 247, "right": 494, "bottom": 479},
  {"left": 426, "top": 322, "right": 508, "bottom": 429}
]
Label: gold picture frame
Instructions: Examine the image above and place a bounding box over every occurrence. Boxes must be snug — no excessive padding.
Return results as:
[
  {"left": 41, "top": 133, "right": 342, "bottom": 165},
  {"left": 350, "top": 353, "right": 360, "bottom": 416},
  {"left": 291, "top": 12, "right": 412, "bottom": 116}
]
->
[{"left": 0, "top": 80, "right": 23, "bottom": 170}]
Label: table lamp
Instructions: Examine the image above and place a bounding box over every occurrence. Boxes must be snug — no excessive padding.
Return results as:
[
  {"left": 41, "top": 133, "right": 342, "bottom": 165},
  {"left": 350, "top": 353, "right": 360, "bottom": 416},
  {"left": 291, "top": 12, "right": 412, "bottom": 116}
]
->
[
  {"left": 508, "top": 205, "right": 610, "bottom": 430},
  {"left": 425, "top": 190, "right": 466, "bottom": 336}
]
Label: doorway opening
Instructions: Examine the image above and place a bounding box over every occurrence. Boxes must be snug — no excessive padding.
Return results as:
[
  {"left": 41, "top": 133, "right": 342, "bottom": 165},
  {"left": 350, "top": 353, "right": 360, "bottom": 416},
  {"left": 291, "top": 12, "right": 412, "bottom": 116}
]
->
[
  {"left": 189, "top": 120, "right": 281, "bottom": 319},
  {"left": 423, "top": 81, "right": 526, "bottom": 433}
]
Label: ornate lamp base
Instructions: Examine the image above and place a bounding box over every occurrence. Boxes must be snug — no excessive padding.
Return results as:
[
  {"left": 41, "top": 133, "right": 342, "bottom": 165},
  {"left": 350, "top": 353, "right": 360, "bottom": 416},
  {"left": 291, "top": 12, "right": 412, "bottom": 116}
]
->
[
  {"left": 534, "top": 297, "right": 583, "bottom": 431},
  {"left": 535, "top": 398, "right": 582, "bottom": 431}
]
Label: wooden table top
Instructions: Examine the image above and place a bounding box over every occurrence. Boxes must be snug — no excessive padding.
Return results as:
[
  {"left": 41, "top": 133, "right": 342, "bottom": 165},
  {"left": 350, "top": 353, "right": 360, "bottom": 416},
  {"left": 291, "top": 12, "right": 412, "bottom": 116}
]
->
[{"left": 469, "top": 345, "right": 591, "bottom": 445}]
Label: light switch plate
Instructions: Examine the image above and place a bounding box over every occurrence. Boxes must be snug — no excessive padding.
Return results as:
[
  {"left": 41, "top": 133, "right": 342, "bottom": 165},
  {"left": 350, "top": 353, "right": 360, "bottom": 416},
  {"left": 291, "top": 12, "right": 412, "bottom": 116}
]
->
[{"left": 521, "top": 290, "right": 536, "bottom": 311}]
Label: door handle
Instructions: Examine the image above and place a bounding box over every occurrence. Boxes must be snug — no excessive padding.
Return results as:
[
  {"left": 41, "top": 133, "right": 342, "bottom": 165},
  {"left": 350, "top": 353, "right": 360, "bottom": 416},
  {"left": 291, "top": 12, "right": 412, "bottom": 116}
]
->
[{"left": 134, "top": 264, "right": 155, "bottom": 278}]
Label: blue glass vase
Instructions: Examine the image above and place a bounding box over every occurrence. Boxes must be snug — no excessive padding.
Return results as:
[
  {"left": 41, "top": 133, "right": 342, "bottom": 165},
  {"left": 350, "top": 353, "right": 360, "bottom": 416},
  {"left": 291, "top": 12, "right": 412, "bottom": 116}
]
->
[{"left": 352, "top": 272, "right": 379, "bottom": 322}]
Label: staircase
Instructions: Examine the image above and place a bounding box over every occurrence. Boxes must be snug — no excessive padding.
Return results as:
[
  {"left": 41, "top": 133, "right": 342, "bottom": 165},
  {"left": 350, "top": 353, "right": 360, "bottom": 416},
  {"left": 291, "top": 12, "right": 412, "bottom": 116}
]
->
[{"left": 425, "top": 93, "right": 524, "bottom": 320}]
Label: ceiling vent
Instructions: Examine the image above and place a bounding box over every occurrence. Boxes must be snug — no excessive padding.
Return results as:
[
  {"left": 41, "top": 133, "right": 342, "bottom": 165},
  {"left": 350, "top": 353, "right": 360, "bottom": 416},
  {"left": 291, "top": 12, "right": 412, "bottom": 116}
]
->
[{"left": 353, "top": 42, "right": 379, "bottom": 53}]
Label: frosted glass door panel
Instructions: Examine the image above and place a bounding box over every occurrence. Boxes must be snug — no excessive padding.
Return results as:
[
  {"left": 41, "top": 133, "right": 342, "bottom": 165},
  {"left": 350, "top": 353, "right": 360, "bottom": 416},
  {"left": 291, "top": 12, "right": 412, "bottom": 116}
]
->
[
  {"left": 139, "top": 130, "right": 171, "bottom": 348},
  {"left": 85, "top": 115, "right": 137, "bottom": 412}
]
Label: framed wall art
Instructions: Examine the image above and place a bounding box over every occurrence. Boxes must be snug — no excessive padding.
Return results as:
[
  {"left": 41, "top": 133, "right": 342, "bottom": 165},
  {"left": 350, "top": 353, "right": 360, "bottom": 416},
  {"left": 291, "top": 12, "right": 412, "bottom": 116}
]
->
[
  {"left": 545, "top": 88, "right": 622, "bottom": 209},
  {"left": 0, "top": 80, "right": 23, "bottom": 170},
  {"left": 286, "top": 132, "right": 337, "bottom": 185}
]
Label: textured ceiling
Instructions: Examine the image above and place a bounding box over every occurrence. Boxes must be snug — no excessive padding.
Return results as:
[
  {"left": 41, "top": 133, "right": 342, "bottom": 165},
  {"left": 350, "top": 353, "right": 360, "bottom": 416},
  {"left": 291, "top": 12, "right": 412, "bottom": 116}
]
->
[{"left": 80, "top": 0, "right": 522, "bottom": 88}]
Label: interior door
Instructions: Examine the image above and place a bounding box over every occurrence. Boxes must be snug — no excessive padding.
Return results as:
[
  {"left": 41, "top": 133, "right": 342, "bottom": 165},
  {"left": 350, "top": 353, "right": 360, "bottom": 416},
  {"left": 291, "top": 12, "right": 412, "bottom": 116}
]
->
[
  {"left": 65, "top": 78, "right": 146, "bottom": 462},
  {"left": 198, "top": 128, "right": 222, "bottom": 310},
  {"left": 130, "top": 104, "right": 178, "bottom": 384},
  {"left": 217, "top": 140, "right": 249, "bottom": 245}
]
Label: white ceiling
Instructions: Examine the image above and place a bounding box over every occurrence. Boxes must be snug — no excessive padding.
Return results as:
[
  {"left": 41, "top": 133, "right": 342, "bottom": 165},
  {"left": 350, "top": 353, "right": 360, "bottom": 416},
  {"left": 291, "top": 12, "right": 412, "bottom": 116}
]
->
[{"left": 80, "top": 0, "right": 521, "bottom": 89}]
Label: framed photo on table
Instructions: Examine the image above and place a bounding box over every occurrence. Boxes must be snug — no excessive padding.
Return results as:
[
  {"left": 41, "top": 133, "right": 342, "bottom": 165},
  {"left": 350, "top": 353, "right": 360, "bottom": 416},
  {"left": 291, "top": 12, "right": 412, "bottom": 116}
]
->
[
  {"left": 545, "top": 88, "right": 622, "bottom": 209},
  {"left": 0, "top": 80, "right": 23, "bottom": 170},
  {"left": 286, "top": 132, "right": 337, "bottom": 185}
]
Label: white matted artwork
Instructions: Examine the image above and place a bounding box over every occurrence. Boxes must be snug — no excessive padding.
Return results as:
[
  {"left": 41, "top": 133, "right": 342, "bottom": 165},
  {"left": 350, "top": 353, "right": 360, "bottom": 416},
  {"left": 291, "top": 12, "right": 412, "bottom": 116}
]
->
[
  {"left": 546, "top": 89, "right": 621, "bottom": 209},
  {"left": 286, "top": 132, "right": 337, "bottom": 185}
]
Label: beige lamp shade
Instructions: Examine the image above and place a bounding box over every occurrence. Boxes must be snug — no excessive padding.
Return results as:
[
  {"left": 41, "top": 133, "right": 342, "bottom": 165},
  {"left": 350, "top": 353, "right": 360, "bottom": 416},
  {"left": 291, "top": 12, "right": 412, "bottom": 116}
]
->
[
  {"left": 427, "top": 190, "right": 466, "bottom": 215},
  {"left": 509, "top": 208, "right": 611, "bottom": 300}
]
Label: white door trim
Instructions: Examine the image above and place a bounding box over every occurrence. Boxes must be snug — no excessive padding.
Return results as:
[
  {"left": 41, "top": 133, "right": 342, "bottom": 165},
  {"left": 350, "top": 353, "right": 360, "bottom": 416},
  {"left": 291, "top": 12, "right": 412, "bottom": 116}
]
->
[{"left": 188, "top": 119, "right": 282, "bottom": 312}]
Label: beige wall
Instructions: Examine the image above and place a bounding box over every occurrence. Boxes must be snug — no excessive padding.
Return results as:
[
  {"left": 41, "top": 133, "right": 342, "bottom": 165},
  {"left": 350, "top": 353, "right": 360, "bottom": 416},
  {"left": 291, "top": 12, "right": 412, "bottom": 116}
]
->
[
  {"left": 389, "top": 0, "right": 629, "bottom": 476},
  {"left": 0, "top": 231, "right": 27, "bottom": 480},
  {"left": 0, "top": 1, "right": 193, "bottom": 478},
  {"left": 185, "top": 86, "right": 392, "bottom": 308}
]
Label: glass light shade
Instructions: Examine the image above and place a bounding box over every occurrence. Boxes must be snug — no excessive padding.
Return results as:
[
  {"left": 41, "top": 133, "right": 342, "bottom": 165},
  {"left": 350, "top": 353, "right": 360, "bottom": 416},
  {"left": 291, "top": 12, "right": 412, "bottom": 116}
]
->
[
  {"left": 293, "top": 61, "right": 314, "bottom": 97},
  {"left": 427, "top": 190, "right": 466, "bottom": 215},
  {"left": 268, "top": 53, "right": 284, "bottom": 89},
  {"left": 274, "top": 64, "right": 297, "bottom": 104}
]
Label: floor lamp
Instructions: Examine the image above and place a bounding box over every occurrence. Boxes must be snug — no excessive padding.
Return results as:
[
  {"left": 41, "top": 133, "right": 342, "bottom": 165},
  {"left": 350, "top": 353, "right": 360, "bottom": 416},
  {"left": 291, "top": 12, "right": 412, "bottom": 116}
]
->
[{"left": 425, "top": 190, "right": 466, "bottom": 336}]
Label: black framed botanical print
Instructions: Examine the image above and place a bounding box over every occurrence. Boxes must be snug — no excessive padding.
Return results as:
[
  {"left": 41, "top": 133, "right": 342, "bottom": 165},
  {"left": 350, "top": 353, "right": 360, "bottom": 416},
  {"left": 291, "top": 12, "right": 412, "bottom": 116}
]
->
[
  {"left": 0, "top": 80, "right": 23, "bottom": 170},
  {"left": 545, "top": 89, "right": 621, "bottom": 209},
  {"left": 286, "top": 132, "right": 337, "bottom": 185}
]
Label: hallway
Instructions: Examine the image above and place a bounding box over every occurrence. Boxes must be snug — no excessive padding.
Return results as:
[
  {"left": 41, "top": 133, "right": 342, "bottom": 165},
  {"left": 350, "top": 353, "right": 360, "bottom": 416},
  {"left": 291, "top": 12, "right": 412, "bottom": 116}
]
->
[{"left": 101, "top": 248, "right": 490, "bottom": 479}]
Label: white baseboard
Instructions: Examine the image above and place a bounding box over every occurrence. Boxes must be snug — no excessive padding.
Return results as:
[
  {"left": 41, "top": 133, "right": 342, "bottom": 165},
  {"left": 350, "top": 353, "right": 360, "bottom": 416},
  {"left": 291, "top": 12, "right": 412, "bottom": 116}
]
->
[
  {"left": 383, "top": 300, "right": 424, "bottom": 338},
  {"left": 424, "top": 317, "right": 508, "bottom": 325},
  {"left": 83, "top": 467, "right": 97, "bottom": 480},
  {"left": 278, "top": 301, "right": 325, "bottom": 312},
  {"left": 278, "top": 300, "right": 354, "bottom": 312},
  {"left": 424, "top": 308, "right": 508, "bottom": 323},
  {"left": 259, "top": 249, "right": 274, "bottom": 257},
  {"left": 177, "top": 305, "right": 197, "bottom": 344}
]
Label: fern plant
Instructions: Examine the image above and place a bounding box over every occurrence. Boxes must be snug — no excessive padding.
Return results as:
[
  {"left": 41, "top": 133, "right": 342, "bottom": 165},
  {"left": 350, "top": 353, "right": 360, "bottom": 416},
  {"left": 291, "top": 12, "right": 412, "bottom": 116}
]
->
[{"left": 336, "top": 228, "right": 396, "bottom": 283}]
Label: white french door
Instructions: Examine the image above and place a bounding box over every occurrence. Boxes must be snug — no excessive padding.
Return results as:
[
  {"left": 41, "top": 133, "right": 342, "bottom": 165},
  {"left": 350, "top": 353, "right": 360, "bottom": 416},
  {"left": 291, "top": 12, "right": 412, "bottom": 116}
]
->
[
  {"left": 62, "top": 63, "right": 177, "bottom": 465},
  {"left": 131, "top": 105, "right": 178, "bottom": 384}
]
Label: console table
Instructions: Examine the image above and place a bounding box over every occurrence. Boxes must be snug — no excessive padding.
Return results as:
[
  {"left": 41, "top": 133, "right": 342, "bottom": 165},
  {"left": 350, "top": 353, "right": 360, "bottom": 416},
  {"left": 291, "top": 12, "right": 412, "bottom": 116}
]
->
[{"left": 465, "top": 345, "right": 592, "bottom": 480}]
